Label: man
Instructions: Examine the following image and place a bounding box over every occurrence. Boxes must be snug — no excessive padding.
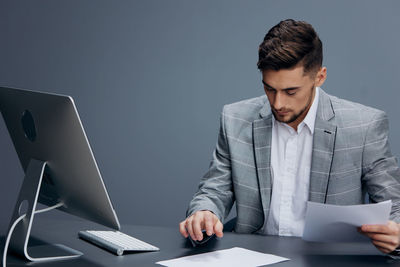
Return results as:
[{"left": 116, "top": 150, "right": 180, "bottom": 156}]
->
[{"left": 179, "top": 19, "right": 400, "bottom": 255}]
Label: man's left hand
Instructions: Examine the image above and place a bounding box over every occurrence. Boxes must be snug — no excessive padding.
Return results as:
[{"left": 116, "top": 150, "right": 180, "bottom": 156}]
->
[{"left": 358, "top": 220, "right": 400, "bottom": 254}]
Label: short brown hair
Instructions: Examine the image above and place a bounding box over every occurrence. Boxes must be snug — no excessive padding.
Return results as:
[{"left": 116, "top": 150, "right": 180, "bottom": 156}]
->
[{"left": 257, "top": 19, "right": 323, "bottom": 75}]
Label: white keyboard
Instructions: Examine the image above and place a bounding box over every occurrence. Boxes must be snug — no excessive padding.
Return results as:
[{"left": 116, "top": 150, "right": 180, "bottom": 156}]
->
[{"left": 79, "top": 230, "right": 159, "bottom": 256}]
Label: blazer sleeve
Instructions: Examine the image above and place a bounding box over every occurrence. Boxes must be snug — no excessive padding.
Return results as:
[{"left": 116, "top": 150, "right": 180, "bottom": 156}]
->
[
  {"left": 186, "top": 106, "right": 234, "bottom": 223},
  {"left": 361, "top": 111, "right": 400, "bottom": 222}
]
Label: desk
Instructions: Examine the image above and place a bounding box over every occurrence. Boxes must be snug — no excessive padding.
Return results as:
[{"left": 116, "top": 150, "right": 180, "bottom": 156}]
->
[{"left": 1, "top": 216, "right": 399, "bottom": 267}]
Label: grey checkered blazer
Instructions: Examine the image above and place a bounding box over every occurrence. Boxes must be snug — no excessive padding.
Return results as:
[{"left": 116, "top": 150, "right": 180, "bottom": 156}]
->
[{"left": 187, "top": 88, "right": 400, "bottom": 234}]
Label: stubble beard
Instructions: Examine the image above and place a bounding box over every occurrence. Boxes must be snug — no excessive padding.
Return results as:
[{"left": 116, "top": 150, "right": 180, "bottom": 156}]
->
[
  {"left": 272, "top": 105, "right": 308, "bottom": 124},
  {"left": 272, "top": 86, "right": 315, "bottom": 125}
]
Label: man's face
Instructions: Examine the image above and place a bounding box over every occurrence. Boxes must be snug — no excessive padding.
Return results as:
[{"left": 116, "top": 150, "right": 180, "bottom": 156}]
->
[{"left": 262, "top": 65, "right": 326, "bottom": 130}]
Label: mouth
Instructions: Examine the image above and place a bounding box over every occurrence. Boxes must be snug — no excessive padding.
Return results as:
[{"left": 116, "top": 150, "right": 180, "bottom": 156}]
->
[{"left": 274, "top": 110, "right": 290, "bottom": 116}]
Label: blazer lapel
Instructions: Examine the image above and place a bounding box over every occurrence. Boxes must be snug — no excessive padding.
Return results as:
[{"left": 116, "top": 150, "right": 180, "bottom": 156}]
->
[
  {"left": 253, "top": 102, "right": 273, "bottom": 232},
  {"left": 252, "top": 89, "right": 337, "bottom": 229},
  {"left": 309, "top": 89, "right": 337, "bottom": 203}
]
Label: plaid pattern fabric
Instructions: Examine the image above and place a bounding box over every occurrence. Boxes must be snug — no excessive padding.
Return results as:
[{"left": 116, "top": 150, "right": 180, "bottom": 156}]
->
[{"left": 187, "top": 89, "right": 400, "bottom": 234}]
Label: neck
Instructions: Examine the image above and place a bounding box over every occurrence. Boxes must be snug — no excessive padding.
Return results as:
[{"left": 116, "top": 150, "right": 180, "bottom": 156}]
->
[{"left": 287, "top": 87, "right": 316, "bottom": 131}]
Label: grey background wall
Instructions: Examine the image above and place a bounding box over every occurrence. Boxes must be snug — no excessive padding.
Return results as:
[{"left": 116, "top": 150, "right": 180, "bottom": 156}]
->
[{"left": 1, "top": 0, "right": 400, "bottom": 234}]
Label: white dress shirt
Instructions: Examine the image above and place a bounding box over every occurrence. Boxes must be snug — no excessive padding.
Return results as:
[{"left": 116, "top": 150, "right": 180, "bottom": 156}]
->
[{"left": 266, "top": 87, "right": 320, "bottom": 237}]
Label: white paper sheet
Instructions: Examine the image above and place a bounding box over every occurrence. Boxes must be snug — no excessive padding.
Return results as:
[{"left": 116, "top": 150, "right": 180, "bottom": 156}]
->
[
  {"left": 302, "top": 200, "right": 392, "bottom": 242},
  {"left": 156, "top": 247, "right": 289, "bottom": 267}
]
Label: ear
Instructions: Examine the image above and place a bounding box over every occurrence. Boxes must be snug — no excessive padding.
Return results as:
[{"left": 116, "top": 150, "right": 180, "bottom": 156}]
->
[{"left": 314, "top": 67, "right": 327, "bottom": 87}]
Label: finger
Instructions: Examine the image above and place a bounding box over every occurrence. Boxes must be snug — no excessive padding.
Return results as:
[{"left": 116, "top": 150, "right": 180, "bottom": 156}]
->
[
  {"left": 363, "top": 231, "right": 400, "bottom": 248},
  {"left": 204, "top": 214, "right": 215, "bottom": 236},
  {"left": 179, "top": 220, "right": 188, "bottom": 238},
  {"left": 186, "top": 218, "right": 196, "bottom": 241},
  {"left": 362, "top": 232, "right": 393, "bottom": 243},
  {"left": 372, "top": 243, "right": 391, "bottom": 254},
  {"left": 372, "top": 240, "right": 396, "bottom": 253},
  {"left": 192, "top": 215, "right": 204, "bottom": 241},
  {"left": 373, "top": 235, "right": 399, "bottom": 250},
  {"left": 361, "top": 224, "right": 391, "bottom": 234},
  {"left": 214, "top": 219, "right": 224, "bottom": 238}
]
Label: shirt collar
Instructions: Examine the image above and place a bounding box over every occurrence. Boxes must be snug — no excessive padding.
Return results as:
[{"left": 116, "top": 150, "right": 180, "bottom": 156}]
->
[{"left": 301, "top": 86, "right": 320, "bottom": 134}]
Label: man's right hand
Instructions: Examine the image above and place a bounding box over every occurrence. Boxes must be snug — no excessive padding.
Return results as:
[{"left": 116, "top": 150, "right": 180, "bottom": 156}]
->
[{"left": 179, "top": 210, "right": 224, "bottom": 241}]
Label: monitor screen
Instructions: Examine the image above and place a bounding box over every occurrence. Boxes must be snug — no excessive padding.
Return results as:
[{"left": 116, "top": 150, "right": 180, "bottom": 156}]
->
[{"left": 0, "top": 86, "right": 120, "bottom": 230}]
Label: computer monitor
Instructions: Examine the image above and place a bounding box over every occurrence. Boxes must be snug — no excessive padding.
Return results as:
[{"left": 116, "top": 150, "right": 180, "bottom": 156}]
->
[{"left": 0, "top": 86, "right": 120, "bottom": 262}]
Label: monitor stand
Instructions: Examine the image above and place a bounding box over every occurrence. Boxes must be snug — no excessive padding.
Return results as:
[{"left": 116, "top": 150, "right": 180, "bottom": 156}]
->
[{"left": 5, "top": 159, "right": 82, "bottom": 262}]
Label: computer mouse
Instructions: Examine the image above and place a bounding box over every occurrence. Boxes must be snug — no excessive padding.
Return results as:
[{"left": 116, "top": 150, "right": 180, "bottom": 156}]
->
[{"left": 189, "top": 230, "right": 215, "bottom": 247}]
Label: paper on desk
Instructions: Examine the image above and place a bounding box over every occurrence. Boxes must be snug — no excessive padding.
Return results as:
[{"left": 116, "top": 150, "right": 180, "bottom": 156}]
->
[
  {"left": 302, "top": 200, "right": 392, "bottom": 242},
  {"left": 156, "top": 247, "right": 289, "bottom": 267}
]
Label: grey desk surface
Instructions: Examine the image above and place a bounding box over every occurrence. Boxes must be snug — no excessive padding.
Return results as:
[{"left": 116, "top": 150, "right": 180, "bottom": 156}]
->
[{"left": 2, "top": 216, "right": 400, "bottom": 267}]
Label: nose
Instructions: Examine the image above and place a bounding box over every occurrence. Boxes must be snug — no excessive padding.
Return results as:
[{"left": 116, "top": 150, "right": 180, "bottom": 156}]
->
[{"left": 273, "top": 92, "right": 285, "bottom": 111}]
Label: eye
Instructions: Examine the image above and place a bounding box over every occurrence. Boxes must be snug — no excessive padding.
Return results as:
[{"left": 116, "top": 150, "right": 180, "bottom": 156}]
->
[
  {"left": 286, "top": 89, "right": 297, "bottom": 95},
  {"left": 264, "top": 87, "right": 276, "bottom": 93}
]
